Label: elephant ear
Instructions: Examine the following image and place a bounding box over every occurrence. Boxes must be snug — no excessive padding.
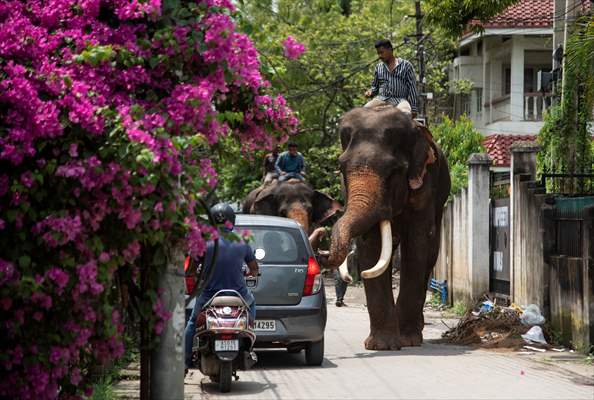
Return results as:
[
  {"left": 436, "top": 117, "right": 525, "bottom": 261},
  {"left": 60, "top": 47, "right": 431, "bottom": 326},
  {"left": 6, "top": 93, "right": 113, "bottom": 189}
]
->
[
  {"left": 251, "top": 185, "right": 277, "bottom": 215},
  {"left": 312, "top": 191, "right": 343, "bottom": 225},
  {"left": 408, "top": 124, "right": 437, "bottom": 190}
]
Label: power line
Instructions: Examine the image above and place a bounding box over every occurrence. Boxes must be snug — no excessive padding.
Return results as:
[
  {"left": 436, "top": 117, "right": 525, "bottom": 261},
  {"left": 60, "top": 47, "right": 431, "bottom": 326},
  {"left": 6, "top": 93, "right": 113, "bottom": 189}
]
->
[
  {"left": 276, "top": 41, "right": 409, "bottom": 101},
  {"left": 285, "top": 57, "right": 380, "bottom": 100},
  {"left": 414, "top": 0, "right": 426, "bottom": 117}
]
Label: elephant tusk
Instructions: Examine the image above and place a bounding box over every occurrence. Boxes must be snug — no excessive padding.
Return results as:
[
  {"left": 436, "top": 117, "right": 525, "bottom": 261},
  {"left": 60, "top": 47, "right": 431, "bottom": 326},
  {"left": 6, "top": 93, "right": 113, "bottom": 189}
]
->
[
  {"left": 360, "top": 220, "right": 392, "bottom": 279},
  {"left": 338, "top": 255, "right": 353, "bottom": 283}
]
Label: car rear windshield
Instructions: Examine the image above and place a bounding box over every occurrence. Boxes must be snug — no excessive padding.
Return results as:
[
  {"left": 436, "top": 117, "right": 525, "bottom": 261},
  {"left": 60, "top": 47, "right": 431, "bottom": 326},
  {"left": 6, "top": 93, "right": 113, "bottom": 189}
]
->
[{"left": 237, "top": 226, "right": 308, "bottom": 265}]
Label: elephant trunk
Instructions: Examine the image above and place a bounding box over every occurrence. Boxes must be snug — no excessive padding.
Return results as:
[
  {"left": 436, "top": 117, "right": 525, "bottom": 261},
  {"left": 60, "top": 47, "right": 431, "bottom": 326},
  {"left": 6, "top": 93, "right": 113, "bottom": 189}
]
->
[
  {"left": 326, "top": 168, "right": 384, "bottom": 274},
  {"left": 287, "top": 204, "right": 309, "bottom": 234}
]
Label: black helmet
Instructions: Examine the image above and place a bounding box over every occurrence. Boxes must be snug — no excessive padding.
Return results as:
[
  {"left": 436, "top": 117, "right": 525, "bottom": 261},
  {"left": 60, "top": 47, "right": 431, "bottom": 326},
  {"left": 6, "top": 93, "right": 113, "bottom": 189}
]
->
[{"left": 210, "top": 203, "right": 236, "bottom": 227}]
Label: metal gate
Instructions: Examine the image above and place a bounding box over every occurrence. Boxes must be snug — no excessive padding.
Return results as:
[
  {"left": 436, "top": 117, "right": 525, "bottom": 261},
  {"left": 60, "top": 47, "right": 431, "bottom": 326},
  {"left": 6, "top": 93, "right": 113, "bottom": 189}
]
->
[{"left": 490, "top": 198, "right": 510, "bottom": 295}]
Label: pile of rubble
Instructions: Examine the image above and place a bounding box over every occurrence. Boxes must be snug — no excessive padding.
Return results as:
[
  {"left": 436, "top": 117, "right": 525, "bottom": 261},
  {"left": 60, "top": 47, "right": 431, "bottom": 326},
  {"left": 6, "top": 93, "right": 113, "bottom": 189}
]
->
[{"left": 441, "top": 297, "right": 550, "bottom": 349}]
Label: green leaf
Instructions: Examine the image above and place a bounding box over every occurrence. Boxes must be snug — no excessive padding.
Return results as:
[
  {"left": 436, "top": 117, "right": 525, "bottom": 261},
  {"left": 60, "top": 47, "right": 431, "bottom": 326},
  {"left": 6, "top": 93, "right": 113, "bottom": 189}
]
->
[
  {"left": 63, "top": 75, "right": 73, "bottom": 89},
  {"left": 19, "top": 255, "right": 31, "bottom": 268},
  {"left": 149, "top": 56, "right": 159, "bottom": 69}
]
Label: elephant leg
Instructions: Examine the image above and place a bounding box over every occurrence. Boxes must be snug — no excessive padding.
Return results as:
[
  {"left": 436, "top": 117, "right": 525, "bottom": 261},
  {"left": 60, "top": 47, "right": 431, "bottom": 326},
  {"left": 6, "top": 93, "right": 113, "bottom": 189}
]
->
[
  {"left": 357, "top": 230, "right": 401, "bottom": 351},
  {"left": 395, "top": 211, "right": 442, "bottom": 347}
]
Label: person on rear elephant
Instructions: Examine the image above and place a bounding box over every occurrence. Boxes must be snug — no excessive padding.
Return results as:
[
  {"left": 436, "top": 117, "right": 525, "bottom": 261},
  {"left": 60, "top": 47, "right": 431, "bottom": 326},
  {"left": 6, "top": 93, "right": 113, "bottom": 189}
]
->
[
  {"left": 262, "top": 145, "right": 280, "bottom": 184},
  {"left": 275, "top": 142, "right": 305, "bottom": 182},
  {"left": 364, "top": 39, "right": 419, "bottom": 117}
]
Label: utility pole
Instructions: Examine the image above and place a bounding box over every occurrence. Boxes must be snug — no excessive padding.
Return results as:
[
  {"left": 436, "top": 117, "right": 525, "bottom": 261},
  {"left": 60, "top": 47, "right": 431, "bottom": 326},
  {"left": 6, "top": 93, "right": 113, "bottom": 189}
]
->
[
  {"left": 414, "top": 0, "right": 426, "bottom": 119},
  {"left": 150, "top": 245, "right": 185, "bottom": 400}
]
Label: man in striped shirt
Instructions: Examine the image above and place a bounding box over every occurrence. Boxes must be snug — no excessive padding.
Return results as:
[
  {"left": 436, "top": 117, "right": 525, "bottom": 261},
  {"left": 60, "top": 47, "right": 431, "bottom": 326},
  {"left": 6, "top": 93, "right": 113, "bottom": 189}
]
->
[{"left": 364, "top": 39, "right": 419, "bottom": 117}]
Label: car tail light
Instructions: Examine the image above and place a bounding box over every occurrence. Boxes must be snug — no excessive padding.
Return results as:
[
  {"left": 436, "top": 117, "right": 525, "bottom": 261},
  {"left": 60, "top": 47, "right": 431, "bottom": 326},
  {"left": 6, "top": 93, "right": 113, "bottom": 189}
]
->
[
  {"left": 184, "top": 256, "right": 196, "bottom": 295},
  {"left": 303, "top": 256, "right": 322, "bottom": 296}
]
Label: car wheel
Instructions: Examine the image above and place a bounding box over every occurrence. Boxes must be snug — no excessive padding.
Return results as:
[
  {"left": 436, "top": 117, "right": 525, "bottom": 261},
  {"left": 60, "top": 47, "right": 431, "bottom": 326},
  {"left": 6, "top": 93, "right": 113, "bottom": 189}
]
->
[{"left": 305, "top": 337, "right": 324, "bottom": 366}]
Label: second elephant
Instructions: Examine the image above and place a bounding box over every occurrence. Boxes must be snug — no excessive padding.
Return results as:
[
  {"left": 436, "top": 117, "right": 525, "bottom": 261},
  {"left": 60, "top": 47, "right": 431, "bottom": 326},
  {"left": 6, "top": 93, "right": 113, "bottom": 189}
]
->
[{"left": 242, "top": 180, "right": 341, "bottom": 235}]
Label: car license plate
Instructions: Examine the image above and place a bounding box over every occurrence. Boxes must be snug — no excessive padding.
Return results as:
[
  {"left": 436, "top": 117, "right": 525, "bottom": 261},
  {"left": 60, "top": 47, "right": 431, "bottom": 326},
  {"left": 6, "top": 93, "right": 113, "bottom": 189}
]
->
[
  {"left": 255, "top": 320, "right": 276, "bottom": 331},
  {"left": 215, "top": 339, "right": 239, "bottom": 352}
]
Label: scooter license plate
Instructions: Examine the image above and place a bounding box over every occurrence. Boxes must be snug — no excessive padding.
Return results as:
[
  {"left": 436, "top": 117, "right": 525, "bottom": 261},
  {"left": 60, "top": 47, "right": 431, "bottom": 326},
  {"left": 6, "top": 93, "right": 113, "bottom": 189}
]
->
[{"left": 215, "top": 339, "right": 239, "bottom": 352}]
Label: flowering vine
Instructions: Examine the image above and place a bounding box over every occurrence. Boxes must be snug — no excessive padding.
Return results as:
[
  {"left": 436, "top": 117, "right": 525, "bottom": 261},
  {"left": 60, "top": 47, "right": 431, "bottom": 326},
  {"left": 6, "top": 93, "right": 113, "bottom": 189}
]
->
[{"left": 0, "top": 0, "right": 297, "bottom": 398}]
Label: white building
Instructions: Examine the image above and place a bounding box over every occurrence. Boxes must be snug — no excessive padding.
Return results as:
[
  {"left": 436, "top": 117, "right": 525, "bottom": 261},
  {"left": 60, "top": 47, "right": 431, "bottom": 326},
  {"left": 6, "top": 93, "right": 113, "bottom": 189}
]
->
[{"left": 449, "top": 0, "right": 554, "bottom": 139}]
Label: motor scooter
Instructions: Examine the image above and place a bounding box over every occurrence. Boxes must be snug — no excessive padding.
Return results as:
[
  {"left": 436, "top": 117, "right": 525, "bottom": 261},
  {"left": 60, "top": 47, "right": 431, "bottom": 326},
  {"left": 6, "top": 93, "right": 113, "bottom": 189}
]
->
[{"left": 191, "top": 288, "right": 258, "bottom": 392}]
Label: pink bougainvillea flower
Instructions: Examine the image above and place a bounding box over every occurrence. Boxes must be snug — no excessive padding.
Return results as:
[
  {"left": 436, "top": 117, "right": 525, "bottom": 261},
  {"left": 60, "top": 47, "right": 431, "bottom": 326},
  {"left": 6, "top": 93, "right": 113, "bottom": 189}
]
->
[{"left": 282, "top": 36, "right": 306, "bottom": 60}]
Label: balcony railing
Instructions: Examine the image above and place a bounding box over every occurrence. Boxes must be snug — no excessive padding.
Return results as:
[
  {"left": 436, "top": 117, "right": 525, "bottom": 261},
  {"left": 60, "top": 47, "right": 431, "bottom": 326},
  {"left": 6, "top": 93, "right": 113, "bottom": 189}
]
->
[{"left": 524, "top": 92, "right": 552, "bottom": 121}]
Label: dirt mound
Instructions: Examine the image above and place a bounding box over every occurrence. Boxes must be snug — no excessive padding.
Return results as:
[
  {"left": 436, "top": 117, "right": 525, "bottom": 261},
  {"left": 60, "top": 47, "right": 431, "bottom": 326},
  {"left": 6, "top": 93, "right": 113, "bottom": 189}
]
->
[{"left": 441, "top": 303, "right": 535, "bottom": 349}]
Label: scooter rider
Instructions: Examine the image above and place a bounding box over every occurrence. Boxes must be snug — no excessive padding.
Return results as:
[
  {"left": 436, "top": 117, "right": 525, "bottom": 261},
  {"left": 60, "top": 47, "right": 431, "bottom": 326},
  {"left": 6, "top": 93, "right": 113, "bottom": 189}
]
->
[{"left": 184, "top": 203, "right": 259, "bottom": 372}]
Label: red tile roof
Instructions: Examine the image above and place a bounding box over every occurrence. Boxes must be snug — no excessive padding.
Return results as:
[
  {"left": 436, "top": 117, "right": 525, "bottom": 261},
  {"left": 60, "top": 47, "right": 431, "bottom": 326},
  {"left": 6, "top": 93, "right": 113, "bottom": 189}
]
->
[
  {"left": 468, "top": 0, "right": 592, "bottom": 31},
  {"left": 477, "top": 0, "right": 553, "bottom": 29},
  {"left": 483, "top": 134, "right": 537, "bottom": 167}
]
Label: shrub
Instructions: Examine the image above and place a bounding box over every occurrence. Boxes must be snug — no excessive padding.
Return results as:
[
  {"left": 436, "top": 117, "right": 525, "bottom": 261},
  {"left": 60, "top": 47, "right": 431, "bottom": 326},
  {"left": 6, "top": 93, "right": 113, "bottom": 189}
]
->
[
  {"left": 0, "top": 1, "right": 296, "bottom": 398},
  {"left": 431, "top": 115, "right": 485, "bottom": 195}
]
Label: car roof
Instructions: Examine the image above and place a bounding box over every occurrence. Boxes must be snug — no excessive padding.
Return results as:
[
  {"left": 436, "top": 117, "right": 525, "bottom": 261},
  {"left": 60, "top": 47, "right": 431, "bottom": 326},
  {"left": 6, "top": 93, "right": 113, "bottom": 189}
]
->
[{"left": 235, "top": 214, "right": 303, "bottom": 229}]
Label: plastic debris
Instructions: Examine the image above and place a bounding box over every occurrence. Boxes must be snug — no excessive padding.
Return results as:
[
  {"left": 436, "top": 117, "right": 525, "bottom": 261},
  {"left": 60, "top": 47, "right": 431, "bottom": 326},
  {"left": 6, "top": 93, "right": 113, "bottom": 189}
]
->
[
  {"left": 523, "top": 345, "right": 546, "bottom": 353},
  {"left": 517, "top": 351, "right": 535, "bottom": 355},
  {"left": 473, "top": 300, "right": 494, "bottom": 316},
  {"left": 552, "top": 347, "right": 566, "bottom": 352},
  {"left": 521, "top": 326, "right": 547, "bottom": 345},
  {"left": 520, "top": 304, "right": 545, "bottom": 326}
]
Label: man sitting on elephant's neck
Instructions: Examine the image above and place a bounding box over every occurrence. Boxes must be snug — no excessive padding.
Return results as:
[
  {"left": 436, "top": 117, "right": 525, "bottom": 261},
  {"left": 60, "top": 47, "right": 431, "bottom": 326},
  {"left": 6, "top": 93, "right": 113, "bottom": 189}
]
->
[
  {"left": 262, "top": 145, "right": 280, "bottom": 184},
  {"left": 364, "top": 39, "right": 419, "bottom": 118},
  {"left": 275, "top": 142, "right": 306, "bottom": 182}
]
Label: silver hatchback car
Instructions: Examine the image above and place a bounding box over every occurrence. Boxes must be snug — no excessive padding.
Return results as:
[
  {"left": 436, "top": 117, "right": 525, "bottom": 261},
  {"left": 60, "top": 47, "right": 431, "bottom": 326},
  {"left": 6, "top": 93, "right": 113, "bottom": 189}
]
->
[{"left": 235, "top": 214, "right": 327, "bottom": 366}]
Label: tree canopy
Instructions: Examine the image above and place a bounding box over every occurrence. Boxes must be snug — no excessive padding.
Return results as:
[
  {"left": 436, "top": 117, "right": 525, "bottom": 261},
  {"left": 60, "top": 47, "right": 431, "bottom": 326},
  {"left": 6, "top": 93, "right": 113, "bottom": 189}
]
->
[
  {"left": 424, "top": 0, "right": 521, "bottom": 37},
  {"left": 224, "top": 0, "right": 456, "bottom": 201},
  {"left": 539, "top": 14, "right": 594, "bottom": 180}
]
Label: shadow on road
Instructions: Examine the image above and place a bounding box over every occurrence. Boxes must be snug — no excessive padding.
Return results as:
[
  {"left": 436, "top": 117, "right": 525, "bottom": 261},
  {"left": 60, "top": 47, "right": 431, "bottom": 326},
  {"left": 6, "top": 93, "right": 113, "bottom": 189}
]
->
[
  {"left": 253, "top": 349, "right": 338, "bottom": 370},
  {"left": 200, "top": 379, "right": 278, "bottom": 396},
  {"left": 193, "top": 350, "right": 338, "bottom": 397},
  {"left": 332, "top": 343, "right": 471, "bottom": 360}
]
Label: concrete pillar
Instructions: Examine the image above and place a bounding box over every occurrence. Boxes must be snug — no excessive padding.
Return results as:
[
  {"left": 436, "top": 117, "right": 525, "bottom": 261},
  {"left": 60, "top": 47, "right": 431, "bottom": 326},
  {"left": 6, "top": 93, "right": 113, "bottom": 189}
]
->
[
  {"left": 467, "top": 153, "right": 492, "bottom": 299},
  {"left": 510, "top": 37, "right": 525, "bottom": 121},
  {"left": 482, "top": 40, "right": 489, "bottom": 125},
  {"left": 509, "top": 142, "right": 540, "bottom": 302},
  {"left": 488, "top": 54, "right": 494, "bottom": 124},
  {"left": 150, "top": 245, "right": 185, "bottom": 400}
]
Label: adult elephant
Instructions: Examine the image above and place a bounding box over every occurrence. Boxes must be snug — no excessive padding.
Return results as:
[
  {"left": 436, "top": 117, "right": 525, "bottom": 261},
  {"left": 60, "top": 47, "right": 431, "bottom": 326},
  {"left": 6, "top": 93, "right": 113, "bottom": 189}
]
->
[
  {"left": 242, "top": 180, "right": 342, "bottom": 236},
  {"left": 323, "top": 106, "right": 450, "bottom": 350}
]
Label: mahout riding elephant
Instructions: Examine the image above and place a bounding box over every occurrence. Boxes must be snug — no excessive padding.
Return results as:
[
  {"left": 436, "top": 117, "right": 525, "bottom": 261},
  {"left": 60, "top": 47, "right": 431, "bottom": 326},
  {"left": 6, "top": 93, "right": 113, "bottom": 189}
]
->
[
  {"left": 242, "top": 180, "right": 341, "bottom": 236},
  {"left": 322, "top": 106, "right": 450, "bottom": 350}
]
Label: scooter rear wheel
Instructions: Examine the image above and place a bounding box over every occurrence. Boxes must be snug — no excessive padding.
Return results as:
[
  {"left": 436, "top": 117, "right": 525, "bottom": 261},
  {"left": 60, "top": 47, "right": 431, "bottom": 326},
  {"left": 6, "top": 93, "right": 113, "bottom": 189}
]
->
[{"left": 218, "top": 361, "right": 232, "bottom": 393}]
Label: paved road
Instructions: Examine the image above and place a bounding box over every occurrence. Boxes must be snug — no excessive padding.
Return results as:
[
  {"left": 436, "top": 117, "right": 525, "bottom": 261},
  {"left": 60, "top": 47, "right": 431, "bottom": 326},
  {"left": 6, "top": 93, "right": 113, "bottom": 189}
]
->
[{"left": 185, "top": 301, "right": 594, "bottom": 400}]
